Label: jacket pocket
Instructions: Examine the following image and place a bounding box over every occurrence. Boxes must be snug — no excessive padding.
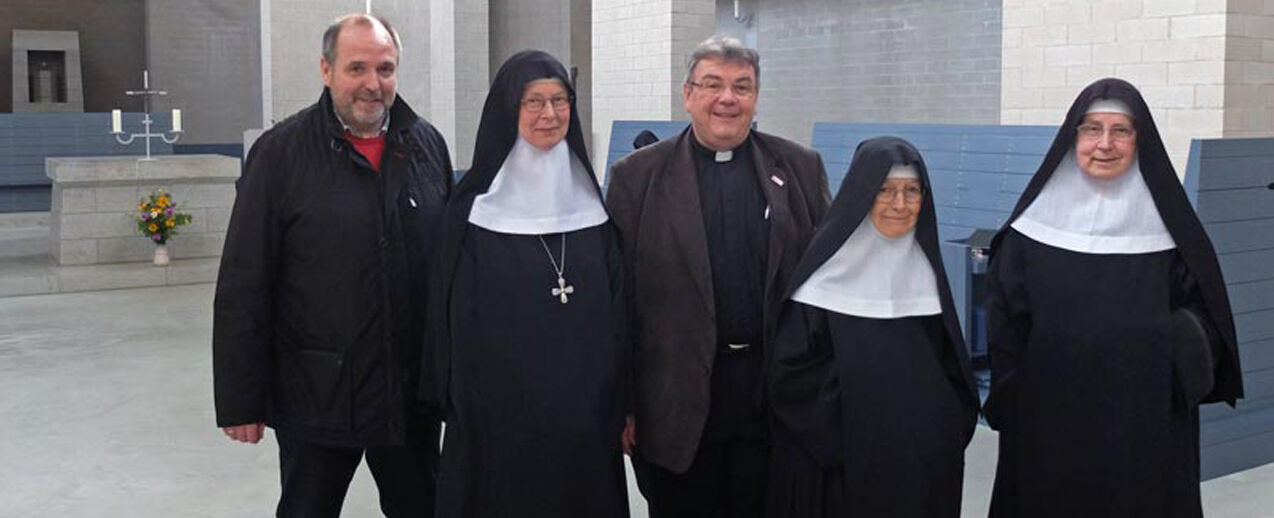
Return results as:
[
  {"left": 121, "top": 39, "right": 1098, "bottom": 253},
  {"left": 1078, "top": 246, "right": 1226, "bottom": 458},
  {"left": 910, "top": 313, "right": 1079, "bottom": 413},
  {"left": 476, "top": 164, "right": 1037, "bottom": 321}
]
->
[{"left": 274, "top": 348, "right": 350, "bottom": 432}]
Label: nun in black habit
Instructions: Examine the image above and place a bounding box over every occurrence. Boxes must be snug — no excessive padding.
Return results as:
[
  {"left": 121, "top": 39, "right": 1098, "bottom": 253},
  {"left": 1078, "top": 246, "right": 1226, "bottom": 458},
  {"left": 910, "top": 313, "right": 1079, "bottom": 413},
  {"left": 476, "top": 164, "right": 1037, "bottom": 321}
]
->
[
  {"left": 423, "top": 50, "right": 628, "bottom": 517},
  {"left": 984, "top": 78, "right": 1243, "bottom": 517},
  {"left": 768, "top": 137, "right": 980, "bottom": 517}
]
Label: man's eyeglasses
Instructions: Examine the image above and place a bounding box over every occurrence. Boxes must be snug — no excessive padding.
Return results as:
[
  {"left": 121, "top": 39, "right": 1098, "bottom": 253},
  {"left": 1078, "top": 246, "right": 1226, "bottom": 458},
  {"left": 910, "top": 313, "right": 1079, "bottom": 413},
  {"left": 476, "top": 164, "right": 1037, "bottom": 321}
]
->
[
  {"left": 686, "top": 79, "right": 756, "bottom": 99},
  {"left": 1076, "top": 123, "right": 1135, "bottom": 142},
  {"left": 521, "top": 95, "right": 571, "bottom": 112},
  {"left": 876, "top": 185, "right": 924, "bottom": 203}
]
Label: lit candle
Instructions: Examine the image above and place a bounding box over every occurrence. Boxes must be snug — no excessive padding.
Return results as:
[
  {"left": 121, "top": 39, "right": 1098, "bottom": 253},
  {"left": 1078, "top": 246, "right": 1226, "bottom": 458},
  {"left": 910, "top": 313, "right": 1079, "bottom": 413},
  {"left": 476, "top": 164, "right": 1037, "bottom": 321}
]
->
[
  {"left": 111, "top": 109, "right": 122, "bottom": 133},
  {"left": 172, "top": 109, "right": 183, "bottom": 132}
]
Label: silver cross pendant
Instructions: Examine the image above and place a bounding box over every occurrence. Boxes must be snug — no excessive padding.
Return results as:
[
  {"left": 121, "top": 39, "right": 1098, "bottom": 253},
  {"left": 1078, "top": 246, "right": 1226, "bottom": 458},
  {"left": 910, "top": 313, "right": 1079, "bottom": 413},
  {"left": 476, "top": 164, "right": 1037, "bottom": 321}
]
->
[{"left": 552, "top": 275, "right": 574, "bottom": 304}]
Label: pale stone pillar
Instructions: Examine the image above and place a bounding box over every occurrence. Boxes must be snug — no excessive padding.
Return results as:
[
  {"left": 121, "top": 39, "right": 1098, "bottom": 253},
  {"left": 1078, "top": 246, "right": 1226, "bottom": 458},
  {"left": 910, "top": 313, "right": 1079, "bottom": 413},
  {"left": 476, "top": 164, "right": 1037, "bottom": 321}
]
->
[
  {"left": 1222, "top": 4, "right": 1274, "bottom": 140},
  {"left": 591, "top": 0, "right": 716, "bottom": 175},
  {"left": 429, "top": 0, "right": 490, "bottom": 170}
]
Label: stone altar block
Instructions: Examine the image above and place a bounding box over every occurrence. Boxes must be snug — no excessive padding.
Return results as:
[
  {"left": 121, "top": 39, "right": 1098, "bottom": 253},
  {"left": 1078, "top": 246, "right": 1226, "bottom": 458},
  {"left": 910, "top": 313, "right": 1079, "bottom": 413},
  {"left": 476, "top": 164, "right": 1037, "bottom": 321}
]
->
[{"left": 46, "top": 155, "right": 240, "bottom": 265}]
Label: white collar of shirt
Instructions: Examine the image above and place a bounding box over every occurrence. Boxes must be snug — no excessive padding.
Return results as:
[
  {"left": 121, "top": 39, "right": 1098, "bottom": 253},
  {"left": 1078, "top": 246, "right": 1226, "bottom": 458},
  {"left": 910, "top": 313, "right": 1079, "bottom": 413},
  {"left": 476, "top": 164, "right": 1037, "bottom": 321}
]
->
[{"left": 334, "top": 110, "right": 390, "bottom": 137}]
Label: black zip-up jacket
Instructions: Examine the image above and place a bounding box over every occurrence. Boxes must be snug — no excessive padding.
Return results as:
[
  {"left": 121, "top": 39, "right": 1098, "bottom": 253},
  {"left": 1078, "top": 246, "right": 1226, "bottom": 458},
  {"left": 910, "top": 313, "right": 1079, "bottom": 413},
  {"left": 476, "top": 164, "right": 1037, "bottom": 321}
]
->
[{"left": 213, "top": 89, "right": 452, "bottom": 447}]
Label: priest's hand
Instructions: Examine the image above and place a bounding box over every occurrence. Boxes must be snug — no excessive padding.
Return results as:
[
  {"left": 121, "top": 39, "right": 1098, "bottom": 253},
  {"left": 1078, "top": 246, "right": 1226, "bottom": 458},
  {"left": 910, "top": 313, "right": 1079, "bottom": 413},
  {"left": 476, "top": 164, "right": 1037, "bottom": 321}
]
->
[
  {"left": 222, "top": 423, "right": 265, "bottom": 444},
  {"left": 622, "top": 415, "right": 636, "bottom": 455}
]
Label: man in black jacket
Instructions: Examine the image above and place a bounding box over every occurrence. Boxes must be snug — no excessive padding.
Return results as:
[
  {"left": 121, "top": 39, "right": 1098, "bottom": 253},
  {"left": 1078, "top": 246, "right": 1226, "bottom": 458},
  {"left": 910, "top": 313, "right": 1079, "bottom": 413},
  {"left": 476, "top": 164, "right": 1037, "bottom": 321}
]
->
[{"left": 213, "top": 13, "right": 451, "bottom": 518}]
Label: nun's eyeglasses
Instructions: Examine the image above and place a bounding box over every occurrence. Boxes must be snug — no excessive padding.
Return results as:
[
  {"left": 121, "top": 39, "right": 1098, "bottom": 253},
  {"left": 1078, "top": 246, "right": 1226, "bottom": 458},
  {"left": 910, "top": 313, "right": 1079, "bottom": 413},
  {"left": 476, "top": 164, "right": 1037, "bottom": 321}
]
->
[
  {"left": 1076, "top": 123, "right": 1136, "bottom": 142},
  {"left": 521, "top": 96, "right": 571, "bottom": 112},
  {"left": 876, "top": 185, "right": 924, "bottom": 203}
]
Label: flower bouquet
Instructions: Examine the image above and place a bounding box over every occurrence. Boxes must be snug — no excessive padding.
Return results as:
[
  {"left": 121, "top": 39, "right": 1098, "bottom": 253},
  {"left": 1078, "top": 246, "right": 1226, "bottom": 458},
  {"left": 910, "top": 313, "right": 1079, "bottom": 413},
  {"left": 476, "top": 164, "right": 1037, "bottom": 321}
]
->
[{"left": 136, "top": 189, "right": 193, "bottom": 265}]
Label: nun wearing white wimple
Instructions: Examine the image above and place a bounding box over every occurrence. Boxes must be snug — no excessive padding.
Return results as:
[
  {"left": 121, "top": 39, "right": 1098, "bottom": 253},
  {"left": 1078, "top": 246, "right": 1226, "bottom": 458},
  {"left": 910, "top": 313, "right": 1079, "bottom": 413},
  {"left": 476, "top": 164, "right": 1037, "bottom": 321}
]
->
[
  {"left": 422, "top": 50, "right": 628, "bottom": 518},
  {"left": 767, "top": 137, "right": 979, "bottom": 518},
  {"left": 984, "top": 78, "right": 1242, "bottom": 518}
]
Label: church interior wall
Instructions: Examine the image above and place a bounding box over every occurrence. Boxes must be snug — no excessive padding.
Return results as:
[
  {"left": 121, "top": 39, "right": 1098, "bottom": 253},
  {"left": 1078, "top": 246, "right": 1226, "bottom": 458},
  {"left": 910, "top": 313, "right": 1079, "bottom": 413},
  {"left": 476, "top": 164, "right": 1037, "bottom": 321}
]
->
[
  {"left": 735, "top": 0, "right": 1003, "bottom": 148},
  {"left": 0, "top": 0, "right": 146, "bottom": 114},
  {"left": 489, "top": 0, "right": 572, "bottom": 77},
  {"left": 145, "top": 0, "right": 262, "bottom": 146}
]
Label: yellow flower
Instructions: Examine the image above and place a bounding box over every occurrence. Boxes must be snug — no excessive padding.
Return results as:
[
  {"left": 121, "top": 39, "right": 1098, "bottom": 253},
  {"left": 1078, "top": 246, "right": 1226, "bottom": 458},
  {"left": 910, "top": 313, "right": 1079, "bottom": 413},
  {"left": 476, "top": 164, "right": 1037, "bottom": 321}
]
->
[
  {"left": 157, "top": 196, "right": 170, "bottom": 207},
  {"left": 165, "top": 220, "right": 175, "bottom": 228},
  {"left": 138, "top": 202, "right": 147, "bottom": 211},
  {"left": 148, "top": 223, "right": 159, "bottom": 232}
]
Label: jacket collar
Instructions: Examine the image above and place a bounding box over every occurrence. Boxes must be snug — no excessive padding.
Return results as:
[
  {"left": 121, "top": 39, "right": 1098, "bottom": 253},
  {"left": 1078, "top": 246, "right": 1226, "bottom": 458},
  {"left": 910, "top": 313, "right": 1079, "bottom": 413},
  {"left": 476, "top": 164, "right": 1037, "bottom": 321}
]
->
[{"left": 318, "top": 87, "right": 421, "bottom": 140}]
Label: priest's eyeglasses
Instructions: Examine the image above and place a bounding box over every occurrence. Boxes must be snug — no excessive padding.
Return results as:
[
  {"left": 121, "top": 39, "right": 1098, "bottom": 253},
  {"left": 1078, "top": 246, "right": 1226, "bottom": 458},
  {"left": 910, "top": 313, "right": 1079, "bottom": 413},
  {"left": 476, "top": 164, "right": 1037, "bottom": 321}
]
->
[
  {"left": 687, "top": 79, "right": 757, "bottom": 99},
  {"left": 1076, "top": 123, "right": 1136, "bottom": 142},
  {"left": 521, "top": 95, "right": 572, "bottom": 112},
  {"left": 876, "top": 185, "right": 924, "bottom": 203}
]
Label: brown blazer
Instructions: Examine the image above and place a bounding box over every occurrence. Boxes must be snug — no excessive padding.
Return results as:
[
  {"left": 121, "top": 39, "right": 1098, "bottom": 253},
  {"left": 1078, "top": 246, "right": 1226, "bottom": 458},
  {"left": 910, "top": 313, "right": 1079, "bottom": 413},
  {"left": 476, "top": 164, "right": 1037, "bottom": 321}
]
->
[{"left": 605, "top": 127, "right": 831, "bottom": 472}]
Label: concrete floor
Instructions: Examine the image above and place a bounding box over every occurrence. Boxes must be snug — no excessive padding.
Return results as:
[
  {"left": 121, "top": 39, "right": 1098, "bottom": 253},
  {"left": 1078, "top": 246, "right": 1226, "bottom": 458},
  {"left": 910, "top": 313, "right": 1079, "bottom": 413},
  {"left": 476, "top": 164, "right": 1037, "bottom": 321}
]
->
[{"left": 1, "top": 283, "right": 1272, "bottom": 517}]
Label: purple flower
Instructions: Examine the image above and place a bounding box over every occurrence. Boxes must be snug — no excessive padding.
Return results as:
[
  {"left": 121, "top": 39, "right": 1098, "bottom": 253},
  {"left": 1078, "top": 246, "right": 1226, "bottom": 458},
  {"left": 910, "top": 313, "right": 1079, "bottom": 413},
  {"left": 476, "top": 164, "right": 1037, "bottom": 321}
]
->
[
  {"left": 152, "top": 234, "right": 162, "bottom": 242},
  {"left": 165, "top": 208, "right": 174, "bottom": 216}
]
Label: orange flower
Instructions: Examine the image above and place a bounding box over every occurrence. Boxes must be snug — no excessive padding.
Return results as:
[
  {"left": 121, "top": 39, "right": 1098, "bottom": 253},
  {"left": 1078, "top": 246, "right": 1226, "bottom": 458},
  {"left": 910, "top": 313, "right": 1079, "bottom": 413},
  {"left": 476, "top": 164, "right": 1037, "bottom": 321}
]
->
[
  {"left": 165, "top": 220, "right": 175, "bottom": 228},
  {"left": 148, "top": 223, "right": 159, "bottom": 233},
  {"left": 157, "top": 196, "right": 170, "bottom": 207}
]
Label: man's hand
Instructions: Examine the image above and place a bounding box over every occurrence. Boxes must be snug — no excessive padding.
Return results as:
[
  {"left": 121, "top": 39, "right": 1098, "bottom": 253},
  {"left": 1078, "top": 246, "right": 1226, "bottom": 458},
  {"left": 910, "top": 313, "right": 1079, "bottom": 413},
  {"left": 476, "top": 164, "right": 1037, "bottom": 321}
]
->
[
  {"left": 621, "top": 415, "right": 636, "bottom": 455},
  {"left": 222, "top": 423, "right": 266, "bottom": 444}
]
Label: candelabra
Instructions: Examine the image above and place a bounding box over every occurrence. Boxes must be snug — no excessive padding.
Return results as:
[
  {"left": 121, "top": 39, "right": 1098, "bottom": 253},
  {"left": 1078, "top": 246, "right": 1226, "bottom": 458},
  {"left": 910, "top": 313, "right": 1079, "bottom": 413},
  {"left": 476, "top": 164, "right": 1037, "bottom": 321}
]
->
[{"left": 110, "top": 70, "right": 183, "bottom": 161}]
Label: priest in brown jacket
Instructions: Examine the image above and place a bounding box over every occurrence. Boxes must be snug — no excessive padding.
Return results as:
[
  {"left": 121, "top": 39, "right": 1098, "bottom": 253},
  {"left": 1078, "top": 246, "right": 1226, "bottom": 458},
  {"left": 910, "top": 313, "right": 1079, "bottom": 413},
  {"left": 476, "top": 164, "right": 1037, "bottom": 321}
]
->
[{"left": 605, "top": 35, "right": 831, "bottom": 518}]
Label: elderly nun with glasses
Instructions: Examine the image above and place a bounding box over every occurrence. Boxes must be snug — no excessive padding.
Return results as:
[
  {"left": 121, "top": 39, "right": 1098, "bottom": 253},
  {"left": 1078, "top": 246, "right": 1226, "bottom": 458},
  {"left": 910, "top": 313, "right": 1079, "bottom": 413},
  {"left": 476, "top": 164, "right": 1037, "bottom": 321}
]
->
[
  {"left": 767, "top": 137, "right": 979, "bottom": 517},
  {"left": 423, "top": 50, "right": 628, "bottom": 517},
  {"left": 984, "top": 78, "right": 1242, "bottom": 517}
]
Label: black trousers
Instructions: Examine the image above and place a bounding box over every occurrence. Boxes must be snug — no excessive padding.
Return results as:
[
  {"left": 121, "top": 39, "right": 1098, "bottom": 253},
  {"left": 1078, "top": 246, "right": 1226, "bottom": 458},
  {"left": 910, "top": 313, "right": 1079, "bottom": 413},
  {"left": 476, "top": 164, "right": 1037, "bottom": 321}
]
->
[
  {"left": 632, "top": 435, "right": 769, "bottom": 518},
  {"left": 276, "top": 431, "right": 439, "bottom": 518}
]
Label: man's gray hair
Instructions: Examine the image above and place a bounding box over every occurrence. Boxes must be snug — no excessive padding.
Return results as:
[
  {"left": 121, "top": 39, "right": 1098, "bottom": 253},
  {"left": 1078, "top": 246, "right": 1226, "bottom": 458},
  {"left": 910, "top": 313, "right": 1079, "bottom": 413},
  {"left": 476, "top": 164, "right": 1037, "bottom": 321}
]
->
[
  {"left": 684, "top": 35, "right": 760, "bottom": 85},
  {"left": 322, "top": 13, "right": 402, "bottom": 64}
]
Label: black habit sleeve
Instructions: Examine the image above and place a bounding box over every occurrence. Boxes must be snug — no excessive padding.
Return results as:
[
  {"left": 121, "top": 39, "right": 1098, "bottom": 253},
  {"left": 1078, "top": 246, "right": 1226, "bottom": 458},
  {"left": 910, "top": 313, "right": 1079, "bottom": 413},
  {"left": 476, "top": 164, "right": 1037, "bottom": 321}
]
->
[
  {"left": 1169, "top": 252, "right": 1226, "bottom": 410},
  {"left": 983, "top": 231, "right": 1031, "bottom": 432},
  {"left": 212, "top": 131, "right": 284, "bottom": 427},
  {"left": 770, "top": 302, "right": 842, "bottom": 465}
]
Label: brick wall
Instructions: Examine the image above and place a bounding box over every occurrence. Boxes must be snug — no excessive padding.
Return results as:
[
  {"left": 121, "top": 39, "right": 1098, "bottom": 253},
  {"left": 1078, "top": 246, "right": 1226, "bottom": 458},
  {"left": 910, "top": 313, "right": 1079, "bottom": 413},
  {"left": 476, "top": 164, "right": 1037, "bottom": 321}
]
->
[
  {"left": 1000, "top": 0, "right": 1232, "bottom": 174},
  {"left": 751, "top": 0, "right": 1003, "bottom": 147}
]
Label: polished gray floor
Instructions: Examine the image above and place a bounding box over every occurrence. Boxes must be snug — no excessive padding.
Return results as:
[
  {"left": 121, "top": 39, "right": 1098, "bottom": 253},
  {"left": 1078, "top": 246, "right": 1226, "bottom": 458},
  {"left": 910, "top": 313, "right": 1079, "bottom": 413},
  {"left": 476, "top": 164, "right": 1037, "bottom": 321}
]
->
[{"left": 1, "top": 283, "right": 1271, "bottom": 517}]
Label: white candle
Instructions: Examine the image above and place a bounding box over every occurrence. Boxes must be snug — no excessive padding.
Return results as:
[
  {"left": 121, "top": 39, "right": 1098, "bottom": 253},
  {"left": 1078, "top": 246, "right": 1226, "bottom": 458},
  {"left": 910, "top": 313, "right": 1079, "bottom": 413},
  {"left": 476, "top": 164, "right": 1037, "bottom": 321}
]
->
[
  {"left": 143, "top": 70, "right": 149, "bottom": 89},
  {"left": 111, "top": 109, "right": 122, "bottom": 133},
  {"left": 172, "top": 109, "right": 183, "bottom": 132}
]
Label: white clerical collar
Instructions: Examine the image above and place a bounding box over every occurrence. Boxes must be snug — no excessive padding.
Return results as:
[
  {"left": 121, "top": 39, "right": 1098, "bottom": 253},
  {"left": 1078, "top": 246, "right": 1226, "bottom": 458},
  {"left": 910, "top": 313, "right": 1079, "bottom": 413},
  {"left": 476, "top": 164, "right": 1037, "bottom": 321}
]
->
[
  {"left": 1012, "top": 151, "right": 1175, "bottom": 254},
  {"left": 715, "top": 150, "right": 733, "bottom": 162},
  {"left": 791, "top": 218, "right": 941, "bottom": 319},
  {"left": 468, "top": 137, "right": 609, "bottom": 235}
]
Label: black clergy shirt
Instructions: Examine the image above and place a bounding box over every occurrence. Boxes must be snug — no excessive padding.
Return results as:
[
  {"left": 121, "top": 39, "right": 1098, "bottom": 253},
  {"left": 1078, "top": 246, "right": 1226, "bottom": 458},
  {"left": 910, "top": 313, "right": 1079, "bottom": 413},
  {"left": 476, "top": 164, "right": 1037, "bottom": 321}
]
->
[{"left": 692, "top": 132, "right": 770, "bottom": 442}]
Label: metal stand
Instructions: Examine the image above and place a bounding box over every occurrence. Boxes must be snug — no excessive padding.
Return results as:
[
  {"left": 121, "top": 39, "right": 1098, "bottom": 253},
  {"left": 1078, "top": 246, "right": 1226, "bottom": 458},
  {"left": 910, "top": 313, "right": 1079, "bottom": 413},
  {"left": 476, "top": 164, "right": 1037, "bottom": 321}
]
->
[{"left": 111, "top": 70, "right": 182, "bottom": 161}]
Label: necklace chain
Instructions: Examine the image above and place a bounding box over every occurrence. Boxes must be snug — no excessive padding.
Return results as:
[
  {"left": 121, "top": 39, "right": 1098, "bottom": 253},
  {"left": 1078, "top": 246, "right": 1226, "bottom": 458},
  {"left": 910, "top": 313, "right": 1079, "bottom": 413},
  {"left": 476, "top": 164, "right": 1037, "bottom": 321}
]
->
[{"left": 537, "top": 233, "right": 565, "bottom": 275}]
